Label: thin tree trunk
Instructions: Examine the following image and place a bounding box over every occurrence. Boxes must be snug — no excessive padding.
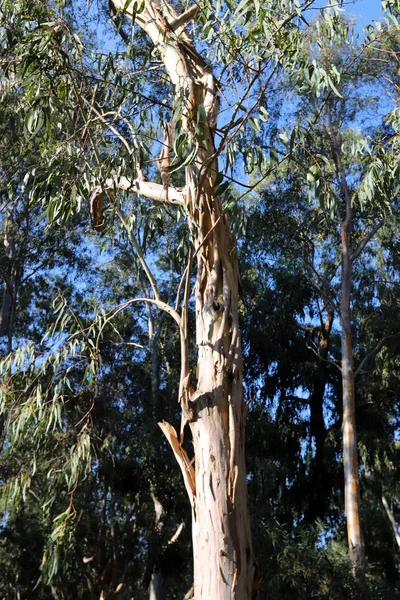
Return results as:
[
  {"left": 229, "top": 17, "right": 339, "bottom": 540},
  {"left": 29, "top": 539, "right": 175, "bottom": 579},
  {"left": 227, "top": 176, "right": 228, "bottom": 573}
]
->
[
  {"left": 99, "top": 493, "right": 123, "bottom": 600},
  {"left": 340, "top": 202, "right": 366, "bottom": 598},
  {"left": 143, "top": 292, "right": 163, "bottom": 422},
  {"left": 331, "top": 129, "right": 366, "bottom": 597},
  {"left": 0, "top": 214, "right": 17, "bottom": 352},
  {"left": 149, "top": 572, "right": 165, "bottom": 600},
  {"left": 111, "top": 2, "right": 258, "bottom": 597},
  {"left": 0, "top": 279, "right": 13, "bottom": 336},
  {"left": 148, "top": 493, "right": 166, "bottom": 600},
  {"left": 382, "top": 495, "right": 400, "bottom": 548}
]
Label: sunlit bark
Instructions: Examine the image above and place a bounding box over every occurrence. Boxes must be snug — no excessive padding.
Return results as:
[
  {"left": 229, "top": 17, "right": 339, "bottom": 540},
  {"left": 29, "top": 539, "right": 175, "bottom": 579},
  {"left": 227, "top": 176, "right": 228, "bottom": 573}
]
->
[
  {"left": 332, "top": 135, "right": 366, "bottom": 597},
  {"left": 111, "top": 1, "right": 258, "bottom": 597},
  {"left": 341, "top": 220, "right": 366, "bottom": 598}
]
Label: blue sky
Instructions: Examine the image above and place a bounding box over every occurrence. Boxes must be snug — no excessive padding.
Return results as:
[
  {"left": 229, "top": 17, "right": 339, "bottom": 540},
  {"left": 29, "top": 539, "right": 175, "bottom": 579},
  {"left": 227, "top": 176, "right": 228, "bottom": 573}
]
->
[
  {"left": 349, "top": 0, "right": 384, "bottom": 27},
  {"left": 309, "top": 1, "right": 384, "bottom": 32}
]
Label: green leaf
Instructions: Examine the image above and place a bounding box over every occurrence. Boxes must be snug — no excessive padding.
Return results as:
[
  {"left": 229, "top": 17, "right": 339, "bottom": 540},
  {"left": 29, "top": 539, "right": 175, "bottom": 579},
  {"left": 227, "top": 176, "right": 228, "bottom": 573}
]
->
[{"left": 327, "top": 75, "right": 343, "bottom": 98}]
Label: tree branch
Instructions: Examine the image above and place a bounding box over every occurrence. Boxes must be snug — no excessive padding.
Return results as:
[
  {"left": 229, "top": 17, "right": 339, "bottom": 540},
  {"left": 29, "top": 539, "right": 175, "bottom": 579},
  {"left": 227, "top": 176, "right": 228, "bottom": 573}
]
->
[
  {"left": 109, "top": 0, "right": 131, "bottom": 44},
  {"left": 351, "top": 219, "right": 385, "bottom": 262},
  {"left": 99, "top": 174, "right": 185, "bottom": 205},
  {"left": 81, "top": 96, "right": 133, "bottom": 155},
  {"left": 295, "top": 321, "right": 314, "bottom": 333},
  {"left": 306, "top": 339, "right": 341, "bottom": 372},
  {"left": 168, "top": 4, "right": 199, "bottom": 34},
  {"left": 114, "top": 204, "right": 161, "bottom": 300},
  {"left": 95, "top": 297, "right": 181, "bottom": 354},
  {"left": 355, "top": 333, "right": 399, "bottom": 377}
]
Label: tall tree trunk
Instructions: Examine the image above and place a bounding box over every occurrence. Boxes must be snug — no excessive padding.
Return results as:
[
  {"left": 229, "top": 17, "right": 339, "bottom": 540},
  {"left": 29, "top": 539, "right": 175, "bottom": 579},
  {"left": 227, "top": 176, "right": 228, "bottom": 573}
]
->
[
  {"left": 111, "top": 2, "right": 258, "bottom": 597},
  {"left": 331, "top": 128, "right": 366, "bottom": 596},
  {"left": 185, "top": 85, "right": 257, "bottom": 599},
  {"left": 341, "top": 214, "right": 366, "bottom": 598},
  {"left": 187, "top": 158, "right": 256, "bottom": 598}
]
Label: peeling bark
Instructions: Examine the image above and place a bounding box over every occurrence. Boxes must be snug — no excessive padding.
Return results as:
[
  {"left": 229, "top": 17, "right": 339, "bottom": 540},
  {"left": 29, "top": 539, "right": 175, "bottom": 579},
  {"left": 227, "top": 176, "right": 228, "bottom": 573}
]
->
[
  {"left": 111, "top": 1, "right": 258, "bottom": 597},
  {"left": 186, "top": 159, "right": 257, "bottom": 597}
]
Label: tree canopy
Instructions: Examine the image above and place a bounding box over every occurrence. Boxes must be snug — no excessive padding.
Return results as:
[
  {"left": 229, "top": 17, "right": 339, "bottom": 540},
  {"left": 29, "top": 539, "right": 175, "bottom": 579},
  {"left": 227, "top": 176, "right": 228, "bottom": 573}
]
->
[{"left": 0, "top": 0, "right": 400, "bottom": 598}]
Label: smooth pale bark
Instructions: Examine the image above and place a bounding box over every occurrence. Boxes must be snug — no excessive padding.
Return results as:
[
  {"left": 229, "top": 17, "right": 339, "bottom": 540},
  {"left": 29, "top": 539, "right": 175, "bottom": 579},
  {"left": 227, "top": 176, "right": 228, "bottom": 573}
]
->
[
  {"left": 331, "top": 132, "right": 366, "bottom": 597},
  {"left": 111, "top": 1, "right": 258, "bottom": 597},
  {"left": 95, "top": 175, "right": 184, "bottom": 206},
  {"left": 186, "top": 157, "right": 256, "bottom": 598},
  {"left": 341, "top": 221, "right": 366, "bottom": 598}
]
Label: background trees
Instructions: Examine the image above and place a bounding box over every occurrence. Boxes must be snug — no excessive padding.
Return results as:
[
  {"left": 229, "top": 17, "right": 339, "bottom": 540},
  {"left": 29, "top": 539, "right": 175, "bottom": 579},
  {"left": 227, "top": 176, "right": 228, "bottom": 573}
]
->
[{"left": 0, "top": 1, "right": 400, "bottom": 598}]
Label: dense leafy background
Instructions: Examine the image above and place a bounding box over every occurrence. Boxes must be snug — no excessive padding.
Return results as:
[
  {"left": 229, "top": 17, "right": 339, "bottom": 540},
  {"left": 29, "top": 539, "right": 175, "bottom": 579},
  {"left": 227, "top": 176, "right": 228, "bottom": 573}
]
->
[{"left": 0, "top": 0, "right": 399, "bottom": 598}]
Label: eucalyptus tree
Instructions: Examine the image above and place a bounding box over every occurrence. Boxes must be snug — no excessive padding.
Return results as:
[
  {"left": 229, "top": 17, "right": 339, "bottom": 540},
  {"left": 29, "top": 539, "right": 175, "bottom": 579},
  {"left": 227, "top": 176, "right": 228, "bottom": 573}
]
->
[
  {"left": 242, "top": 158, "right": 400, "bottom": 597},
  {"left": 242, "top": 172, "right": 342, "bottom": 522},
  {"left": 271, "top": 13, "right": 400, "bottom": 596},
  {"left": 0, "top": 0, "right": 332, "bottom": 597},
  {"left": 3, "top": 0, "right": 399, "bottom": 597}
]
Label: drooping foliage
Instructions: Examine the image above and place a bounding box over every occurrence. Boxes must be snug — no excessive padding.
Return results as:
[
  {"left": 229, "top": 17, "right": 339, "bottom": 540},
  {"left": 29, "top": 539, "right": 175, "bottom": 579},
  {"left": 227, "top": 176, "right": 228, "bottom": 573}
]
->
[{"left": 0, "top": 0, "right": 400, "bottom": 598}]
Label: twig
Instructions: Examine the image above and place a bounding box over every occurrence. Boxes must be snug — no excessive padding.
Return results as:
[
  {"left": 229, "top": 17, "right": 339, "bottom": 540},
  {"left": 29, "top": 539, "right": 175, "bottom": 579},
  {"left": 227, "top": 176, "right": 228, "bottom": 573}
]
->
[
  {"left": 355, "top": 333, "right": 399, "bottom": 377},
  {"left": 351, "top": 219, "right": 385, "bottom": 262},
  {"left": 113, "top": 203, "right": 161, "bottom": 300},
  {"left": 306, "top": 339, "right": 341, "bottom": 372}
]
